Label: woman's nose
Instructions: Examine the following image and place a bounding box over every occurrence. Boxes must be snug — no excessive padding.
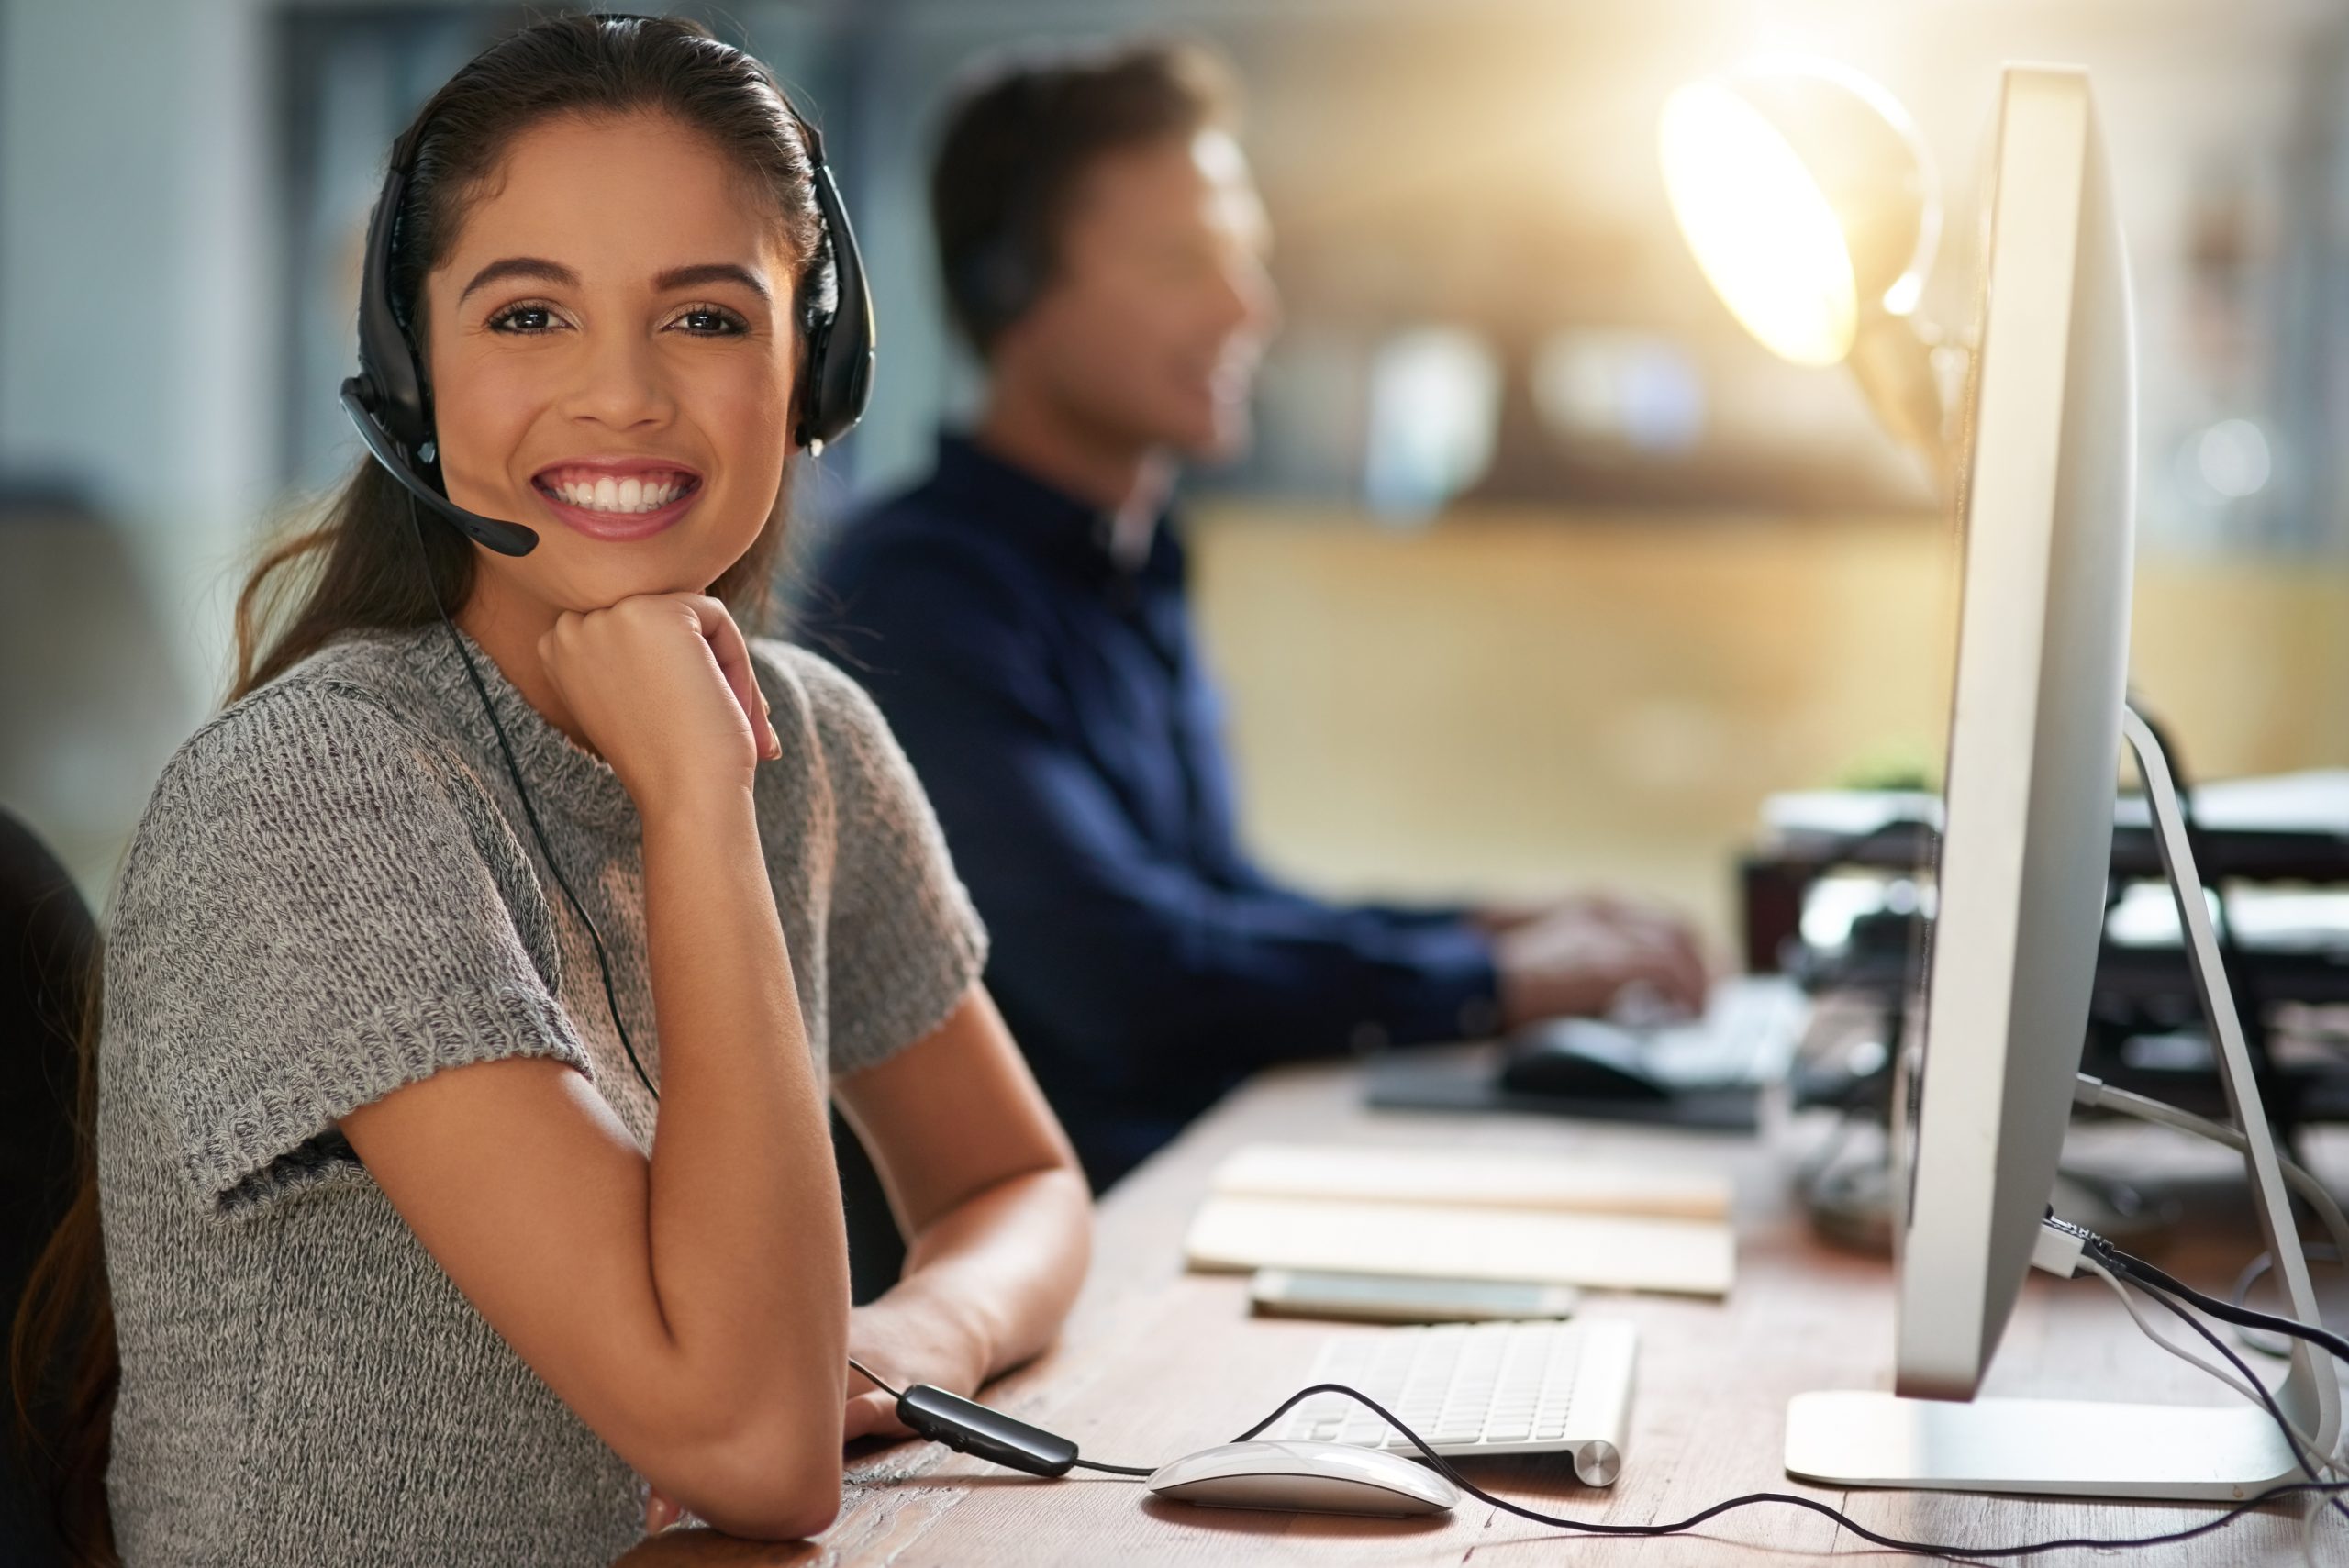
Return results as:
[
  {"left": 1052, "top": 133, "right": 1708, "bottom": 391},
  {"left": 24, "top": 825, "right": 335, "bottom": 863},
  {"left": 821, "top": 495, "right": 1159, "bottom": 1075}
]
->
[{"left": 561, "top": 328, "right": 674, "bottom": 429}]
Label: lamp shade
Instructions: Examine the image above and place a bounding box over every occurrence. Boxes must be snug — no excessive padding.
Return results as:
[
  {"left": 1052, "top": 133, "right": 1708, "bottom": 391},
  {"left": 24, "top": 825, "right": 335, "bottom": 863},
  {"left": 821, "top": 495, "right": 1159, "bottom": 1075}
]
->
[{"left": 1660, "top": 58, "right": 1940, "bottom": 367}]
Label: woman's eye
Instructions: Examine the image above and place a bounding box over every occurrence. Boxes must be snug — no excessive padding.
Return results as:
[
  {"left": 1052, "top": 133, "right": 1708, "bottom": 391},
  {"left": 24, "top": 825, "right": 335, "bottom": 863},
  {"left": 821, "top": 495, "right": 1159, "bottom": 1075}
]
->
[
  {"left": 487, "top": 303, "right": 562, "bottom": 335},
  {"left": 483, "top": 301, "right": 745, "bottom": 336},
  {"left": 671, "top": 304, "right": 749, "bottom": 336}
]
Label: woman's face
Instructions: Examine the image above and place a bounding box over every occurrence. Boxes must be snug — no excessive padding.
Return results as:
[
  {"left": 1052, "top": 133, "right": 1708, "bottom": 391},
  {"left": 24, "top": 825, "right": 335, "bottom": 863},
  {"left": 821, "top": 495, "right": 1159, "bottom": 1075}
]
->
[{"left": 422, "top": 109, "right": 801, "bottom": 617}]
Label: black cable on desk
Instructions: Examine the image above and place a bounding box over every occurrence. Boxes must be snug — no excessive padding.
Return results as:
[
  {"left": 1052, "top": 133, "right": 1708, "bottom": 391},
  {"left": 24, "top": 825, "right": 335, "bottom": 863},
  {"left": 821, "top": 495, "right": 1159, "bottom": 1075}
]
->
[
  {"left": 2103, "top": 1243, "right": 2349, "bottom": 1364},
  {"left": 1068, "top": 1378, "right": 2347, "bottom": 1559},
  {"left": 853, "top": 1235, "right": 2349, "bottom": 1552},
  {"left": 1047, "top": 1229, "right": 2349, "bottom": 1558},
  {"left": 2096, "top": 1252, "right": 2348, "bottom": 1524}
]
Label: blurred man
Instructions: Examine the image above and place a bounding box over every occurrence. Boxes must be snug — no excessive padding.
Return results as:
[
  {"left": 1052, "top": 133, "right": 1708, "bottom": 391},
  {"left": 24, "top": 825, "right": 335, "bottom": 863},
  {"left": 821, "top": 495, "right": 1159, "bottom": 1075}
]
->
[{"left": 803, "top": 39, "right": 1707, "bottom": 1188}]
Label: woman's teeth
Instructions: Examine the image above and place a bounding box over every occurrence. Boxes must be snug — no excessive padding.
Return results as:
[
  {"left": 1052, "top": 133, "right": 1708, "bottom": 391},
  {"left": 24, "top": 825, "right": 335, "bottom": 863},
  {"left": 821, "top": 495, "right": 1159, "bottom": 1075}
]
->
[{"left": 540, "top": 472, "right": 696, "bottom": 515}]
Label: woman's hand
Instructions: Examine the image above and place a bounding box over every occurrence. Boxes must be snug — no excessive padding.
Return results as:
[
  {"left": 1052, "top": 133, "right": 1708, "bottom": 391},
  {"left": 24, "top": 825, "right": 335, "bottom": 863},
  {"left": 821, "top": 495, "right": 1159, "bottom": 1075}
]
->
[
  {"left": 644, "top": 1487, "right": 688, "bottom": 1536},
  {"left": 841, "top": 1290, "right": 995, "bottom": 1442},
  {"left": 538, "top": 592, "right": 784, "bottom": 814},
  {"left": 639, "top": 1289, "right": 1005, "bottom": 1526}
]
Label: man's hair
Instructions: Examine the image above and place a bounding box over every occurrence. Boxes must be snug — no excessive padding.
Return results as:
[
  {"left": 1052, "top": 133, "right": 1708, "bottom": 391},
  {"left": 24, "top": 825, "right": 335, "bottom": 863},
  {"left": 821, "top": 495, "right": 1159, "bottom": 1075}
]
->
[{"left": 930, "top": 37, "right": 1239, "bottom": 357}]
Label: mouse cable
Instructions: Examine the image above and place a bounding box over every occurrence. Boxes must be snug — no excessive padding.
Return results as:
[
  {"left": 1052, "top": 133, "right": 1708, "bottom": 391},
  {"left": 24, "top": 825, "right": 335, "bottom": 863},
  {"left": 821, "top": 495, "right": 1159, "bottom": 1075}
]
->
[
  {"left": 1022, "top": 1229, "right": 2349, "bottom": 1558},
  {"left": 405, "top": 493, "right": 660, "bottom": 1104},
  {"left": 1045, "top": 1374, "right": 2347, "bottom": 1558},
  {"left": 856, "top": 1230, "right": 2349, "bottom": 1551}
]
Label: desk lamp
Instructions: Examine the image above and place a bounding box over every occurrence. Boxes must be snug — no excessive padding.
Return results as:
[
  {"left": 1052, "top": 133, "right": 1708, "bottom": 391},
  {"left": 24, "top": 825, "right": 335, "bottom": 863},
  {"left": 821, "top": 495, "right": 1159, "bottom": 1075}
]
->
[{"left": 1660, "top": 58, "right": 1951, "bottom": 481}]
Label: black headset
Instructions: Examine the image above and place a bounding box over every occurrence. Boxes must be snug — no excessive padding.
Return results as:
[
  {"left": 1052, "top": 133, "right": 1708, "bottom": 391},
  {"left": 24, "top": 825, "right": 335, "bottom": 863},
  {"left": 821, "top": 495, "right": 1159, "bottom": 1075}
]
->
[{"left": 339, "top": 74, "right": 875, "bottom": 557}]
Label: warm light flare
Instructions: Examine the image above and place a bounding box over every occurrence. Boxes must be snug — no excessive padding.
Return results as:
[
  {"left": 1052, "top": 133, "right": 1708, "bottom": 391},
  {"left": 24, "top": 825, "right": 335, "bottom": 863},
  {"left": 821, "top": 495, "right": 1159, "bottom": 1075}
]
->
[{"left": 1659, "top": 82, "right": 1857, "bottom": 366}]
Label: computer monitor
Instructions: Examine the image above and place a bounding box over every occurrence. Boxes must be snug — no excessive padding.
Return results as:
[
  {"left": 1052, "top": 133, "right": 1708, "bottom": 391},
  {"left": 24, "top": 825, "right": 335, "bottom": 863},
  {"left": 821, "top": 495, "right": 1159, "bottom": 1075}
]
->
[
  {"left": 1897, "top": 61, "right": 2135, "bottom": 1406},
  {"left": 1785, "top": 63, "right": 2340, "bottom": 1497}
]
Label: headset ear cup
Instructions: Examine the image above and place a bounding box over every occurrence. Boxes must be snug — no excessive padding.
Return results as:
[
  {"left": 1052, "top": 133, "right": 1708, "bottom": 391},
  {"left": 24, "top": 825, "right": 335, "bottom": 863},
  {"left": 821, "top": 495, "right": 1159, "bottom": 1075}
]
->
[
  {"left": 794, "top": 306, "right": 833, "bottom": 449},
  {"left": 964, "top": 240, "right": 1038, "bottom": 349},
  {"left": 797, "top": 157, "right": 875, "bottom": 450},
  {"left": 353, "top": 165, "right": 434, "bottom": 451}
]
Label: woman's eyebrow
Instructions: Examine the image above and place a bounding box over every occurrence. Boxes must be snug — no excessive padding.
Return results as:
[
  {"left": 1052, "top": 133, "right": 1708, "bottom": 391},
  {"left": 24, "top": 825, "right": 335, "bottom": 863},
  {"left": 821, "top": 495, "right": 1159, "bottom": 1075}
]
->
[
  {"left": 455, "top": 257, "right": 774, "bottom": 305},
  {"left": 458, "top": 256, "right": 579, "bottom": 303},
  {"left": 651, "top": 261, "right": 773, "bottom": 302}
]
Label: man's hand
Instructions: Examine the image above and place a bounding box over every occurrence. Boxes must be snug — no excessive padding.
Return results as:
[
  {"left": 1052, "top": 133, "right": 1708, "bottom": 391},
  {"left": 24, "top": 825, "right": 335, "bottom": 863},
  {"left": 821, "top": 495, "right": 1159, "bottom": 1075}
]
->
[{"left": 1488, "top": 892, "right": 1712, "bottom": 1028}]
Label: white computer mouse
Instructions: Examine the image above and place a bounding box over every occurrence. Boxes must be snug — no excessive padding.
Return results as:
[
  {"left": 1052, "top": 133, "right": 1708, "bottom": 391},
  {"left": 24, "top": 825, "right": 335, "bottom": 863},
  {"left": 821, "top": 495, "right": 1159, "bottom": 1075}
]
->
[{"left": 1145, "top": 1440, "right": 1461, "bottom": 1517}]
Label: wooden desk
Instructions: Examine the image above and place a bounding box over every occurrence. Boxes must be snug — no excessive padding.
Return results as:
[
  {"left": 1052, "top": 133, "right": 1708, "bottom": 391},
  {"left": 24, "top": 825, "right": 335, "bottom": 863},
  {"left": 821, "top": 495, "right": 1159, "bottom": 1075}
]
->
[{"left": 624, "top": 1054, "right": 2349, "bottom": 1566}]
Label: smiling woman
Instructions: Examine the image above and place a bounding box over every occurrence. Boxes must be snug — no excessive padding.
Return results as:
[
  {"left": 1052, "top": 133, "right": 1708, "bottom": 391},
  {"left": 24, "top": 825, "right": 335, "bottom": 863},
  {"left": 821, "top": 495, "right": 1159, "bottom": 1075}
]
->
[
  {"left": 10, "top": 15, "right": 1090, "bottom": 1568},
  {"left": 425, "top": 107, "right": 797, "bottom": 626}
]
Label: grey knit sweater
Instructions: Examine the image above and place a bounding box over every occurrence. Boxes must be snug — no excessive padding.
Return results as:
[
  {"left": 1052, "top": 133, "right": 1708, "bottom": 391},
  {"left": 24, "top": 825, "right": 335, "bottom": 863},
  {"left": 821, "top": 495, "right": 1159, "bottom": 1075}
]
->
[{"left": 95, "top": 623, "right": 986, "bottom": 1566}]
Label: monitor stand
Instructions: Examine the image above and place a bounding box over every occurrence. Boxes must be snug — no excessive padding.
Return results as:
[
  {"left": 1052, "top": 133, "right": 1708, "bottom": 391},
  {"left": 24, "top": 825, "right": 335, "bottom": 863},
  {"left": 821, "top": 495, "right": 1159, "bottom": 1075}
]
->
[{"left": 1783, "top": 706, "right": 2343, "bottom": 1499}]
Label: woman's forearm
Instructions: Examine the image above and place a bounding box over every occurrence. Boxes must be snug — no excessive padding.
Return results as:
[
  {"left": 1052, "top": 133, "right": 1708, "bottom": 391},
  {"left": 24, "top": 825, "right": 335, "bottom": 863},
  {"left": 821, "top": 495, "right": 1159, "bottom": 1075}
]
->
[
  {"left": 888, "top": 1164, "right": 1092, "bottom": 1379},
  {"left": 640, "top": 792, "right": 848, "bottom": 1466}
]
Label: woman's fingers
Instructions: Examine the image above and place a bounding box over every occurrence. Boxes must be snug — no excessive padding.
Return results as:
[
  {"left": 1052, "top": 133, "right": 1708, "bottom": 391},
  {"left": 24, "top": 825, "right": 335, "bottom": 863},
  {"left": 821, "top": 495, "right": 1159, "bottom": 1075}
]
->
[
  {"left": 841, "top": 1387, "right": 905, "bottom": 1442},
  {"left": 644, "top": 1486, "right": 684, "bottom": 1534},
  {"left": 682, "top": 595, "right": 782, "bottom": 761},
  {"left": 680, "top": 595, "right": 762, "bottom": 736}
]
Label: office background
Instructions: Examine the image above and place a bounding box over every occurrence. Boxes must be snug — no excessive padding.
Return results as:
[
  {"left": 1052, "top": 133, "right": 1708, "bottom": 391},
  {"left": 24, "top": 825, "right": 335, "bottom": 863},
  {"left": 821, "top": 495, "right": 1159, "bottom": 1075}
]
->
[{"left": 4, "top": 0, "right": 2346, "bottom": 944}]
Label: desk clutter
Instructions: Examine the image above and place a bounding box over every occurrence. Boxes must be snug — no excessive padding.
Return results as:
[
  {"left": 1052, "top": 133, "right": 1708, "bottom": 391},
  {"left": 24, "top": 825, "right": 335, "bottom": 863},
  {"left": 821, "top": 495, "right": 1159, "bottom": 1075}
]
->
[
  {"left": 1752, "top": 776, "right": 2349, "bottom": 1131},
  {"left": 1183, "top": 1142, "right": 1736, "bottom": 1297}
]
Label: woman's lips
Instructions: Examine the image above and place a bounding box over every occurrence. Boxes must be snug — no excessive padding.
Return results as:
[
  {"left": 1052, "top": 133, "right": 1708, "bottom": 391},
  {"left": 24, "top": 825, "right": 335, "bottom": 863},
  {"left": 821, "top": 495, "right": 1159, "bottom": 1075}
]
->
[{"left": 530, "top": 475, "right": 704, "bottom": 541}]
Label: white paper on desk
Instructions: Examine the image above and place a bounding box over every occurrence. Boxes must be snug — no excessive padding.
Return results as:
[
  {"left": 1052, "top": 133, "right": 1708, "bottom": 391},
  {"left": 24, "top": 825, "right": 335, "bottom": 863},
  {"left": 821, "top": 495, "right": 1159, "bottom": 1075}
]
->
[
  {"left": 1208, "top": 1143, "right": 1731, "bottom": 1221},
  {"left": 1185, "top": 1195, "right": 1734, "bottom": 1298}
]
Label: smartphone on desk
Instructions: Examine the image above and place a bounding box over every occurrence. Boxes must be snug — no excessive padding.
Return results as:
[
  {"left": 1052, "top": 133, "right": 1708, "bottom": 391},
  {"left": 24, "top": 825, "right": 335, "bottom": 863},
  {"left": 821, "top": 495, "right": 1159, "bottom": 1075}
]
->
[{"left": 1249, "top": 1269, "right": 1580, "bottom": 1324}]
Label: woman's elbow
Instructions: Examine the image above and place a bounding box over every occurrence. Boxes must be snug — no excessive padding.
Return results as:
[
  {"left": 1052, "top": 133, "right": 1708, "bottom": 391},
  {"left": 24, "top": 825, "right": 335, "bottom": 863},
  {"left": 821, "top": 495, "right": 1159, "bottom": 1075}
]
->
[
  {"left": 1044, "top": 1162, "right": 1094, "bottom": 1257},
  {"left": 707, "top": 1485, "right": 841, "bottom": 1544},
  {"left": 648, "top": 1385, "right": 844, "bottom": 1540},
  {"left": 683, "top": 1430, "right": 844, "bottom": 1540}
]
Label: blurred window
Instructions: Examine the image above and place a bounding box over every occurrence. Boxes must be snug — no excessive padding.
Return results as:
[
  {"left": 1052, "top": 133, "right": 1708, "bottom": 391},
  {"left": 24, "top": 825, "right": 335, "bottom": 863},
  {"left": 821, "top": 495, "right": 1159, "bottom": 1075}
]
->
[
  {"left": 1362, "top": 326, "right": 1500, "bottom": 522},
  {"left": 1531, "top": 329, "right": 1706, "bottom": 457}
]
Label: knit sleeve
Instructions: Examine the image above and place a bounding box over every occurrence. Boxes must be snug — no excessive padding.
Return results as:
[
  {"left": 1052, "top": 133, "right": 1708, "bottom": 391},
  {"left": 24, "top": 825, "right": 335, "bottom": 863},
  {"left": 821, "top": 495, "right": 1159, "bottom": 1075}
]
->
[
  {"left": 782, "top": 648, "right": 988, "bottom": 1077},
  {"left": 113, "top": 683, "right": 590, "bottom": 1214}
]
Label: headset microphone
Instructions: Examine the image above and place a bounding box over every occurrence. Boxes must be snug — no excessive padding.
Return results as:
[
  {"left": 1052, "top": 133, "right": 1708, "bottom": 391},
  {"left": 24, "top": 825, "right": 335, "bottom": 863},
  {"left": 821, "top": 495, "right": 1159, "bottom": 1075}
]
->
[
  {"left": 339, "top": 383, "right": 540, "bottom": 557},
  {"left": 339, "top": 146, "right": 542, "bottom": 557}
]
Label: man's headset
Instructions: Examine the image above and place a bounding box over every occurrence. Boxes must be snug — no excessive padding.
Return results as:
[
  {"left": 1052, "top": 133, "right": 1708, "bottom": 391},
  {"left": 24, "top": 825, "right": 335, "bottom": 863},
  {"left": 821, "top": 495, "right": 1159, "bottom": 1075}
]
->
[{"left": 338, "top": 80, "right": 876, "bottom": 557}]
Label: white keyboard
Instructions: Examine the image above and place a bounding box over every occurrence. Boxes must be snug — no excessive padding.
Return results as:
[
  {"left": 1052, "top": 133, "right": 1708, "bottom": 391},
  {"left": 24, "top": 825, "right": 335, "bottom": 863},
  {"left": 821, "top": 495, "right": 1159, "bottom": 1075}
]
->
[
  {"left": 1511, "top": 976, "right": 1809, "bottom": 1090},
  {"left": 1642, "top": 976, "right": 1809, "bottom": 1084},
  {"left": 1269, "top": 1318, "right": 1636, "bottom": 1486}
]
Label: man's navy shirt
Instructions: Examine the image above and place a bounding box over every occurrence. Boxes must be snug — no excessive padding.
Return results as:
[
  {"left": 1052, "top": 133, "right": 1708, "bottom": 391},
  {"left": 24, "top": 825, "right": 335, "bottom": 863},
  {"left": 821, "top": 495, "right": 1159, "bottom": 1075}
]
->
[{"left": 800, "top": 434, "right": 1500, "bottom": 1186}]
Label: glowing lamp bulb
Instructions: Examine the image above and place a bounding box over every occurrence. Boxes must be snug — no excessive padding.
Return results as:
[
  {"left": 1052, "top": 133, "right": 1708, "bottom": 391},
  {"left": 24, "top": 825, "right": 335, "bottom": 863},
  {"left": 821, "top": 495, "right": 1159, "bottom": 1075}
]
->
[{"left": 1660, "top": 81, "right": 1858, "bottom": 366}]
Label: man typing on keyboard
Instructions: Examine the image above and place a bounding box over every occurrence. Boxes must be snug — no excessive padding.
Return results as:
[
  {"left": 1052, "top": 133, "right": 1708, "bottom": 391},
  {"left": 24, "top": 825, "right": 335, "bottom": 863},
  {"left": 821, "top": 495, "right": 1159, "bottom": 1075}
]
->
[{"left": 800, "top": 37, "right": 1709, "bottom": 1190}]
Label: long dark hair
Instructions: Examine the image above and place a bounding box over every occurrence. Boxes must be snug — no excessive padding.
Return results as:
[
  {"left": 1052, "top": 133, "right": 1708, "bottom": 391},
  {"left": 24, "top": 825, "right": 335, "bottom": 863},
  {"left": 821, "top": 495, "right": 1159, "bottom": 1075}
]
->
[{"left": 9, "top": 15, "right": 831, "bottom": 1561}]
